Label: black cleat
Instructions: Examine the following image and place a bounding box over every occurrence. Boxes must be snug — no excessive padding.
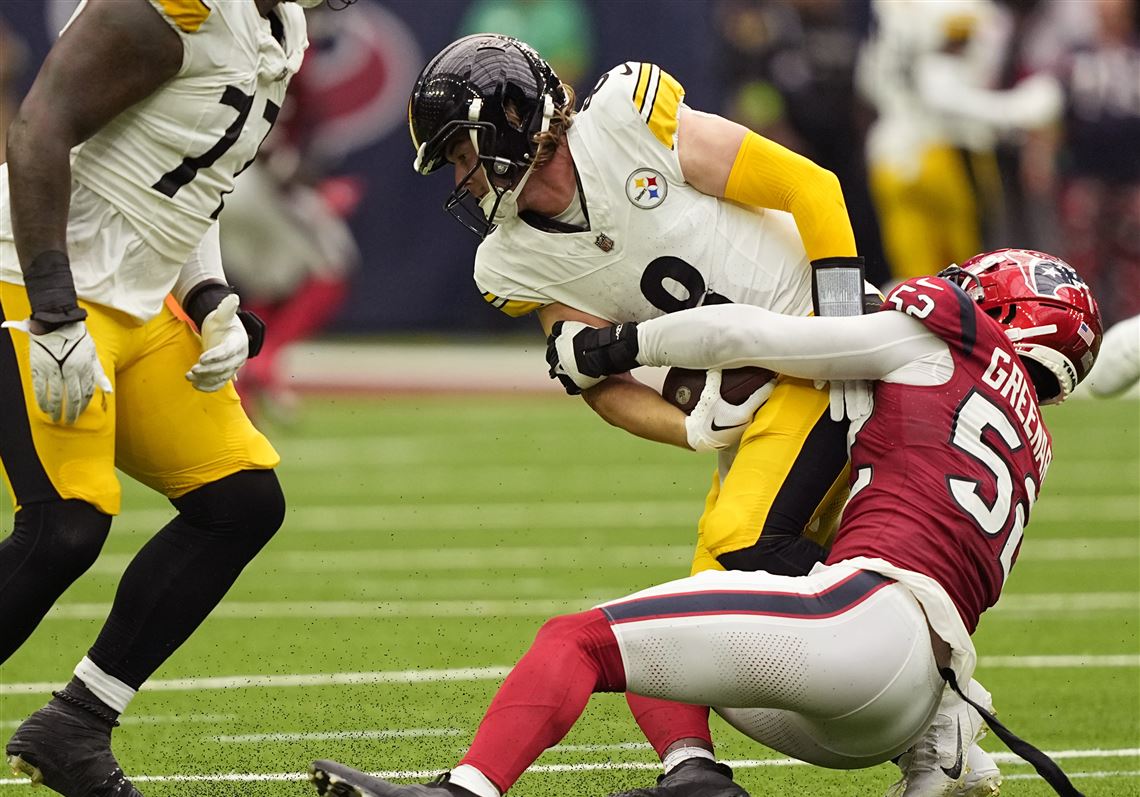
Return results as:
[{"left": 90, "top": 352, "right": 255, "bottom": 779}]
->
[
  {"left": 310, "top": 760, "right": 477, "bottom": 797},
  {"left": 608, "top": 758, "right": 751, "bottom": 797},
  {"left": 6, "top": 693, "right": 143, "bottom": 797}
]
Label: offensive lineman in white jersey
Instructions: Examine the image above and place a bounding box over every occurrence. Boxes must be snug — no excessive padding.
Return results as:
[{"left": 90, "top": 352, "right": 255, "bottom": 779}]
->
[
  {"left": 399, "top": 35, "right": 994, "bottom": 797},
  {"left": 0, "top": 1, "right": 343, "bottom": 794}
]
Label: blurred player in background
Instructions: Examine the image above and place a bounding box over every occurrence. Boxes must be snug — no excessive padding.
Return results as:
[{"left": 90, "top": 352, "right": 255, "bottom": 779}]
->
[
  {"left": 1084, "top": 314, "right": 1140, "bottom": 398},
  {"left": 858, "top": 0, "right": 1064, "bottom": 283},
  {"left": 311, "top": 249, "right": 1100, "bottom": 797},
  {"left": 0, "top": 0, "right": 338, "bottom": 792},
  {"left": 218, "top": 13, "right": 365, "bottom": 423},
  {"left": 400, "top": 34, "right": 1002, "bottom": 797}
]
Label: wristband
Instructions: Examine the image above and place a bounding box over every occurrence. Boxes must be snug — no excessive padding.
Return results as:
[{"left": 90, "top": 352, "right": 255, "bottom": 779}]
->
[
  {"left": 238, "top": 309, "right": 266, "bottom": 358},
  {"left": 811, "top": 256, "right": 866, "bottom": 317},
  {"left": 182, "top": 281, "right": 237, "bottom": 330},
  {"left": 24, "top": 250, "right": 87, "bottom": 327}
]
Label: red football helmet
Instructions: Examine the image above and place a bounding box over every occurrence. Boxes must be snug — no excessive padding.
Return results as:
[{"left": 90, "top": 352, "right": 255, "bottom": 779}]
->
[{"left": 941, "top": 249, "right": 1103, "bottom": 404}]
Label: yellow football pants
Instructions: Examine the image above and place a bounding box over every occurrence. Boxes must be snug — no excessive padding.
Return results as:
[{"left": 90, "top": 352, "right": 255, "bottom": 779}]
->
[
  {"left": 1, "top": 282, "right": 279, "bottom": 516},
  {"left": 690, "top": 377, "right": 850, "bottom": 575}
]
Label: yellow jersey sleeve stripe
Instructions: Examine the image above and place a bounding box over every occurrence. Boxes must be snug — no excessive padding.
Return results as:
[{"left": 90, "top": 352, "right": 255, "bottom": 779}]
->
[
  {"left": 481, "top": 292, "right": 544, "bottom": 318},
  {"left": 646, "top": 70, "right": 684, "bottom": 149},
  {"left": 153, "top": 0, "right": 211, "bottom": 33}
]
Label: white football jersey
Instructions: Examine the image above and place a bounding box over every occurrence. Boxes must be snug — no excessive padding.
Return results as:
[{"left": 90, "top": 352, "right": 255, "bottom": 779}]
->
[
  {"left": 0, "top": 0, "right": 306, "bottom": 321},
  {"left": 474, "top": 63, "right": 813, "bottom": 323}
]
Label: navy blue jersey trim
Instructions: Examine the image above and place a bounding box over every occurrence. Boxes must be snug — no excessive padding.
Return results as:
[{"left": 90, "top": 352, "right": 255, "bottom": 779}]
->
[
  {"left": 949, "top": 281, "right": 977, "bottom": 356},
  {"left": 600, "top": 570, "right": 893, "bottom": 624}
]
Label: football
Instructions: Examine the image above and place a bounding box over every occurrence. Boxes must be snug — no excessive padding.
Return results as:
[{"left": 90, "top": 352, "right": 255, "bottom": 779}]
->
[{"left": 661, "top": 366, "right": 776, "bottom": 415}]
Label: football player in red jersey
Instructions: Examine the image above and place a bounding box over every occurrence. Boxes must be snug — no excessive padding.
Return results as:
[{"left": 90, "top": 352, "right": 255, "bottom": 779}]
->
[{"left": 311, "top": 249, "right": 1099, "bottom": 797}]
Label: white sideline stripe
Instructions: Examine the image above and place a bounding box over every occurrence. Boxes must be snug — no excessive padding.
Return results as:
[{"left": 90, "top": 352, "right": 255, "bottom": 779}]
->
[
  {"left": 1, "top": 753, "right": 1135, "bottom": 785},
  {"left": 109, "top": 496, "right": 1140, "bottom": 535},
  {"left": 41, "top": 591, "right": 1140, "bottom": 621},
  {"left": 214, "top": 728, "right": 464, "bottom": 743},
  {"left": 3, "top": 656, "right": 1136, "bottom": 696}
]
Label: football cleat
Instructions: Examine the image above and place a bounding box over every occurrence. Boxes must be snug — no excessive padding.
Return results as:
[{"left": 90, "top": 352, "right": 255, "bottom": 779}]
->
[
  {"left": 309, "top": 760, "right": 477, "bottom": 797},
  {"left": 957, "top": 746, "right": 1002, "bottom": 797},
  {"left": 6, "top": 694, "right": 143, "bottom": 797},
  {"left": 608, "top": 758, "right": 750, "bottom": 797},
  {"left": 883, "top": 681, "right": 998, "bottom": 797}
]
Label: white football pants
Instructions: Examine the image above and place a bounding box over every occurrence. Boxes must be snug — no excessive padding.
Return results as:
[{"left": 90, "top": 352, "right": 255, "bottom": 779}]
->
[{"left": 599, "top": 563, "right": 945, "bottom": 768}]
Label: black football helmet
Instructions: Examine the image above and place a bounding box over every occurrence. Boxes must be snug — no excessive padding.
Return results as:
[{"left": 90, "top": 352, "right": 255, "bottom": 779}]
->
[{"left": 408, "top": 34, "right": 567, "bottom": 237}]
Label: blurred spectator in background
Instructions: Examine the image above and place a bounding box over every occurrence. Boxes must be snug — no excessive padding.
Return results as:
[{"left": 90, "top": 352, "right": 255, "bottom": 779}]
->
[
  {"left": 857, "top": 0, "right": 1064, "bottom": 283},
  {"left": 220, "top": 6, "right": 368, "bottom": 423},
  {"left": 713, "top": 0, "right": 890, "bottom": 286},
  {"left": 0, "top": 17, "right": 29, "bottom": 165},
  {"left": 1047, "top": 0, "right": 1140, "bottom": 328},
  {"left": 458, "top": 0, "right": 594, "bottom": 85}
]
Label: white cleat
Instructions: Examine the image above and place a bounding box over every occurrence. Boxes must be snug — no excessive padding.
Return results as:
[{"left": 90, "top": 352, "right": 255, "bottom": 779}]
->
[
  {"left": 957, "top": 745, "right": 1001, "bottom": 797},
  {"left": 883, "top": 680, "right": 999, "bottom": 797}
]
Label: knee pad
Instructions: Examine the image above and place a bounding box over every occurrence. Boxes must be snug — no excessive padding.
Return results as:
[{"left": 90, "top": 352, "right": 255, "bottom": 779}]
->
[
  {"left": 171, "top": 469, "right": 285, "bottom": 545},
  {"left": 11, "top": 500, "right": 112, "bottom": 581},
  {"left": 717, "top": 533, "right": 826, "bottom": 577}
]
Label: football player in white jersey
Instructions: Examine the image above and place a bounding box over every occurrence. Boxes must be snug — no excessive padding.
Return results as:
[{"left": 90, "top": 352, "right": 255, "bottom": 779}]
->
[
  {"left": 0, "top": 1, "right": 342, "bottom": 794},
  {"left": 401, "top": 34, "right": 870, "bottom": 797},
  {"left": 309, "top": 248, "right": 1099, "bottom": 797}
]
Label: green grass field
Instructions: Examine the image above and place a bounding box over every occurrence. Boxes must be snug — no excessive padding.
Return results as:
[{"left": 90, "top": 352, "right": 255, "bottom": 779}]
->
[{"left": 2, "top": 394, "right": 1137, "bottom": 797}]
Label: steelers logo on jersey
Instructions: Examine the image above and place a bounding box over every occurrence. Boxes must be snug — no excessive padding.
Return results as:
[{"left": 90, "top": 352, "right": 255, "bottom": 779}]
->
[{"left": 626, "top": 168, "right": 667, "bottom": 209}]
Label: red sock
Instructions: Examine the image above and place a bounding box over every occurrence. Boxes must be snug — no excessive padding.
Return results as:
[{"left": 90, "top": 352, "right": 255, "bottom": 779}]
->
[
  {"left": 459, "top": 609, "right": 625, "bottom": 793},
  {"left": 626, "top": 694, "right": 712, "bottom": 759}
]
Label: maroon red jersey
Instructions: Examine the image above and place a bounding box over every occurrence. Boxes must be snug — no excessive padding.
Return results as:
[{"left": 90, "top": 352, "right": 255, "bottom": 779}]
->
[{"left": 826, "top": 276, "right": 1052, "bottom": 632}]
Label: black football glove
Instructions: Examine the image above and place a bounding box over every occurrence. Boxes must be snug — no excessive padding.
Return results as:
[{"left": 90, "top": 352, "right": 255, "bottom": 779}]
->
[{"left": 545, "top": 320, "right": 641, "bottom": 395}]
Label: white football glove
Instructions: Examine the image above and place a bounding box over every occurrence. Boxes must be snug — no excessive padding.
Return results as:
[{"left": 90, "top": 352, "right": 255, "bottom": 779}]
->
[
  {"left": 186, "top": 294, "right": 248, "bottom": 392},
  {"left": 2, "top": 318, "right": 112, "bottom": 424},
  {"left": 817, "top": 379, "right": 874, "bottom": 422},
  {"left": 686, "top": 369, "right": 774, "bottom": 452}
]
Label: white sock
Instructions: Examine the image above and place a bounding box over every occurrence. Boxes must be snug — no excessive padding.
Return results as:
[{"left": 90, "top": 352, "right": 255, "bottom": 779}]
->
[
  {"left": 74, "top": 657, "right": 136, "bottom": 714},
  {"left": 448, "top": 764, "right": 500, "bottom": 797},
  {"left": 662, "top": 746, "right": 716, "bottom": 774}
]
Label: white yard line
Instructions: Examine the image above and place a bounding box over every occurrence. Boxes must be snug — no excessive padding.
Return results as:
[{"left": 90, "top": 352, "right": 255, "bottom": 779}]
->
[
  {"left": 88, "top": 537, "right": 1139, "bottom": 578},
  {"left": 0, "top": 751, "right": 1134, "bottom": 785},
  {"left": 107, "top": 496, "right": 1140, "bottom": 537},
  {"left": 40, "top": 589, "right": 1138, "bottom": 621},
  {"left": 213, "top": 728, "right": 465, "bottom": 743},
  {"left": 3, "top": 656, "right": 1136, "bottom": 696}
]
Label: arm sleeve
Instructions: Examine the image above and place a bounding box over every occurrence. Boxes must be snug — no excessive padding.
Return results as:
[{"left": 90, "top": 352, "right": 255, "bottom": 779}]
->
[
  {"left": 723, "top": 131, "right": 857, "bottom": 262},
  {"left": 172, "top": 222, "right": 226, "bottom": 305},
  {"left": 635, "top": 304, "right": 946, "bottom": 381}
]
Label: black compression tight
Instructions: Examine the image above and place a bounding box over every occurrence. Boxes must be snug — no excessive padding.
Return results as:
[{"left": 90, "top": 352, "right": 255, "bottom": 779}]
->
[
  {"left": 0, "top": 500, "right": 113, "bottom": 664},
  {"left": 87, "top": 469, "right": 286, "bottom": 688}
]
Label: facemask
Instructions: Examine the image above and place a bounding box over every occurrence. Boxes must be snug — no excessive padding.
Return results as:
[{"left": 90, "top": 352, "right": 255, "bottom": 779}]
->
[{"left": 478, "top": 161, "right": 537, "bottom": 225}]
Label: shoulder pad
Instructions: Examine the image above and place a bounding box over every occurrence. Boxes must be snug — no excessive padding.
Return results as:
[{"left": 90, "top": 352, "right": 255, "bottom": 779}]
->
[
  {"left": 148, "top": 0, "right": 211, "bottom": 33},
  {"left": 581, "top": 62, "right": 685, "bottom": 150}
]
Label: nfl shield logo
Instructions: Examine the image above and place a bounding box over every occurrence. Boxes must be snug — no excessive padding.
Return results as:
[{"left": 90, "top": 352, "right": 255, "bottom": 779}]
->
[{"left": 595, "top": 233, "right": 615, "bottom": 252}]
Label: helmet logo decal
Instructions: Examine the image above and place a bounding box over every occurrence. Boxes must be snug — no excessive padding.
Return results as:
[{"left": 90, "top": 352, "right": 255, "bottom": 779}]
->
[
  {"left": 1028, "top": 259, "right": 1084, "bottom": 299},
  {"left": 626, "top": 168, "right": 667, "bottom": 209}
]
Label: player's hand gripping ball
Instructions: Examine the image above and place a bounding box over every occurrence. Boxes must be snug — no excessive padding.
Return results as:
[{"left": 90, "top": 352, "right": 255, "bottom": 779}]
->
[
  {"left": 663, "top": 367, "right": 776, "bottom": 452},
  {"left": 662, "top": 366, "right": 775, "bottom": 414}
]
